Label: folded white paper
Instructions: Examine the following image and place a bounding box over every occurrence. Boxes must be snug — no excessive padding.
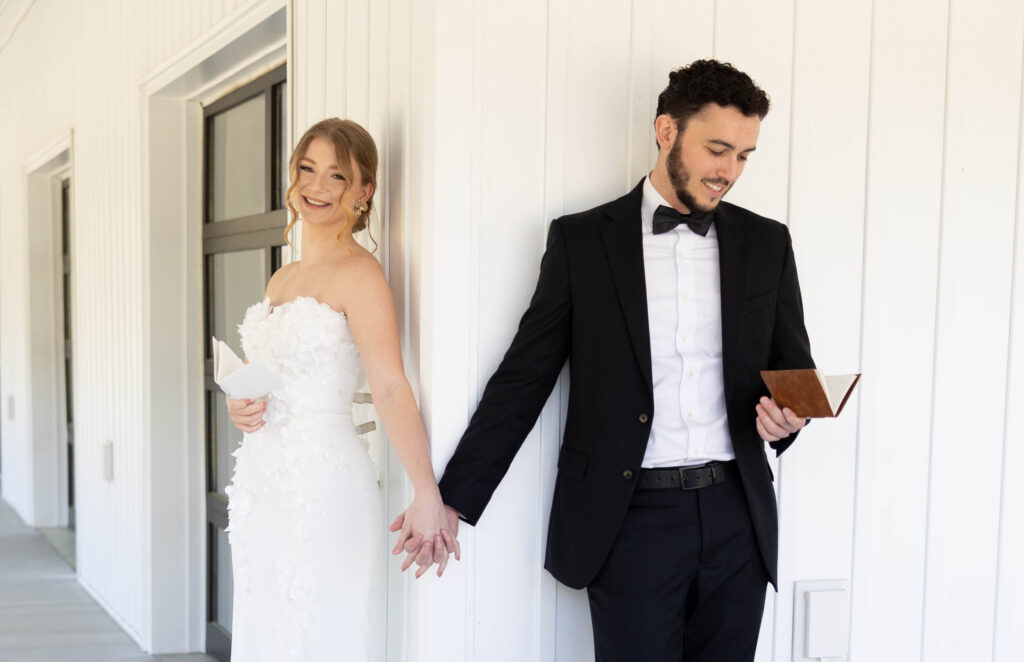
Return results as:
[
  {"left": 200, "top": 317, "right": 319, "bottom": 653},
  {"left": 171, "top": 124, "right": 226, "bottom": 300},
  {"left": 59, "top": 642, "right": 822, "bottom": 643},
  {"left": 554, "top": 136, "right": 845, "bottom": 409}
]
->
[{"left": 211, "top": 337, "right": 281, "bottom": 400}]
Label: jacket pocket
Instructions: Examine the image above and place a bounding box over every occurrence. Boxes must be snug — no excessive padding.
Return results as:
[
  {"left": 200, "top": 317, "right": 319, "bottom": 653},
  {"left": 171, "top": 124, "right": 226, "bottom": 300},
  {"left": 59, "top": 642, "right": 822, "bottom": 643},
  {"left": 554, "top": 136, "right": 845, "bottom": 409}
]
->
[{"left": 557, "top": 445, "right": 590, "bottom": 480}]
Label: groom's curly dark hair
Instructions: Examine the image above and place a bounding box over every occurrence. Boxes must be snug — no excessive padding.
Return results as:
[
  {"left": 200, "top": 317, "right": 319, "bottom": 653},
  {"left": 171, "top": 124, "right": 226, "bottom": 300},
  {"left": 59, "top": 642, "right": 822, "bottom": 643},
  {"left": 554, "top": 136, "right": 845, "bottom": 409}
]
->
[{"left": 656, "top": 59, "right": 770, "bottom": 134}]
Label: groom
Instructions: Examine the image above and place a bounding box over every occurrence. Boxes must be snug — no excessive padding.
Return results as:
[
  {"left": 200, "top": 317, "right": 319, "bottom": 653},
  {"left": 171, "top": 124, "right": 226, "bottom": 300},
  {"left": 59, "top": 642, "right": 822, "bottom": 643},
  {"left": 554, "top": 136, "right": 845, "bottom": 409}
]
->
[{"left": 405, "top": 59, "right": 815, "bottom": 660}]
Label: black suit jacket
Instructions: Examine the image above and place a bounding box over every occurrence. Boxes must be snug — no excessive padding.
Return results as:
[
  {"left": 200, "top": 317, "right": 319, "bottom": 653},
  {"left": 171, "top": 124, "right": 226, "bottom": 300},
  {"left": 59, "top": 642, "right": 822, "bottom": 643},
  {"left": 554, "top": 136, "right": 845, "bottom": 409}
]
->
[{"left": 438, "top": 180, "right": 814, "bottom": 589}]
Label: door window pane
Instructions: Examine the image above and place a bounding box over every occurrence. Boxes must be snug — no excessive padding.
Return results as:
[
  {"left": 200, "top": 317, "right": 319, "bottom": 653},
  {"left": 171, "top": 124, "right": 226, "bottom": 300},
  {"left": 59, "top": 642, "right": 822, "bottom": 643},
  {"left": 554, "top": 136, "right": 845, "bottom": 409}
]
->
[
  {"left": 214, "top": 525, "right": 234, "bottom": 632},
  {"left": 213, "top": 394, "right": 243, "bottom": 495},
  {"left": 210, "top": 94, "right": 267, "bottom": 222},
  {"left": 210, "top": 249, "right": 268, "bottom": 354}
]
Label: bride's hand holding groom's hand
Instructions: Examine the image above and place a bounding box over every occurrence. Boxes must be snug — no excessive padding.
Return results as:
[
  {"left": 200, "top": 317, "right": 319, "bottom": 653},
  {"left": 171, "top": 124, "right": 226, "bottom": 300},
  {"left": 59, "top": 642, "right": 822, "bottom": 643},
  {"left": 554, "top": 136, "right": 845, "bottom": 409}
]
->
[{"left": 389, "top": 500, "right": 461, "bottom": 578}]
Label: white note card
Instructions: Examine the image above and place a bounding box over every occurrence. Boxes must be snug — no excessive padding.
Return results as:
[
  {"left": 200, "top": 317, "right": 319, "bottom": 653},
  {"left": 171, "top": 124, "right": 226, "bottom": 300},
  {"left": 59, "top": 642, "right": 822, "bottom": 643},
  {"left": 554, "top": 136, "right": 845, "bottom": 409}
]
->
[{"left": 211, "top": 337, "right": 281, "bottom": 400}]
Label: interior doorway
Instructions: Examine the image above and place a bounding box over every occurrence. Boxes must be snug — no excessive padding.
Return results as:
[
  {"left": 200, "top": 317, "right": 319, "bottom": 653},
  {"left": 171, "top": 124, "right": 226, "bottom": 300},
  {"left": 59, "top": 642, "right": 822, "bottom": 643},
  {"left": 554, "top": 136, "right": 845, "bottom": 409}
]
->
[
  {"left": 38, "top": 174, "right": 76, "bottom": 569},
  {"left": 22, "top": 134, "right": 77, "bottom": 566}
]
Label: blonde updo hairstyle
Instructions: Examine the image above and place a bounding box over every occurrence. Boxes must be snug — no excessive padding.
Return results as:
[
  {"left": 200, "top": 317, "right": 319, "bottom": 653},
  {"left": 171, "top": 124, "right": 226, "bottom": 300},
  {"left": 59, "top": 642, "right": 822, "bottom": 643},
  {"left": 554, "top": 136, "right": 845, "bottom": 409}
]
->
[{"left": 284, "top": 118, "right": 378, "bottom": 249}]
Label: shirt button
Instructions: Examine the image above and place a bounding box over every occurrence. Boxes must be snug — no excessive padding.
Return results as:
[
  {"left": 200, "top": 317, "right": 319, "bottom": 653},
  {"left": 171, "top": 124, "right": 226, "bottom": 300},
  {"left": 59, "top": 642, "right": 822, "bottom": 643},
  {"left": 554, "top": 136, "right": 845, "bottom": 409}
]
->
[
  {"left": 638, "top": 413, "right": 649, "bottom": 424},
  {"left": 681, "top": 294, "right": 688, "bottom": 301},
  {"left": 688, "top": 371, "right": 695, "bottom": 378},
  {"left": 681, "top": 336, "right": 687, "bottom": 342},
  {"left": 622, "top": 469, "right": 634, "bottom": 480},
  {"left": 688, "top": 412, "right": 694, "bottom": 419}
]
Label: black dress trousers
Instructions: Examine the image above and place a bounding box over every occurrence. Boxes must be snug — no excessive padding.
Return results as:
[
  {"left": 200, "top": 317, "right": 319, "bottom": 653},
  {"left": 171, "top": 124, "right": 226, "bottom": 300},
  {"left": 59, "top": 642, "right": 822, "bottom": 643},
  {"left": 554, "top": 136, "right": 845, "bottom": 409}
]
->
[{"left": 586, "top": 475, "right": 769, "bottom": 662}]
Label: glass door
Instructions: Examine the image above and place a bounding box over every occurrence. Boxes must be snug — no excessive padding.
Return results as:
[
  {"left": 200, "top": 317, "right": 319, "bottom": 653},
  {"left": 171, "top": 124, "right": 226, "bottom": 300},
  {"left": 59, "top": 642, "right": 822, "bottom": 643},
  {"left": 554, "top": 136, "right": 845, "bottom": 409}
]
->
[{"left": 202, "top": 64, "right": 287, "bottom": 661}]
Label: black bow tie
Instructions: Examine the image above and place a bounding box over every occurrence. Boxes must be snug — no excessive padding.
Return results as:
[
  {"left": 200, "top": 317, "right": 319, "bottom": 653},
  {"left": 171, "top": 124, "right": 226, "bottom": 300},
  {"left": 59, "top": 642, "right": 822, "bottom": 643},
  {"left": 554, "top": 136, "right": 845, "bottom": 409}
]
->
[{"left": 652, "top": 205, "right": 714, "bottom": 237}]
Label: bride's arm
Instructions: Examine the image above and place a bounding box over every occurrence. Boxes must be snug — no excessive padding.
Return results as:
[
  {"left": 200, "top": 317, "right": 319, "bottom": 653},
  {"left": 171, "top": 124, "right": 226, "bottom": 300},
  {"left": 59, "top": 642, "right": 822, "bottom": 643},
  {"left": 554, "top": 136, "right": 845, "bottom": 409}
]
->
[{"left": 339, "top": 254, "right": 458, "bottom": 577}]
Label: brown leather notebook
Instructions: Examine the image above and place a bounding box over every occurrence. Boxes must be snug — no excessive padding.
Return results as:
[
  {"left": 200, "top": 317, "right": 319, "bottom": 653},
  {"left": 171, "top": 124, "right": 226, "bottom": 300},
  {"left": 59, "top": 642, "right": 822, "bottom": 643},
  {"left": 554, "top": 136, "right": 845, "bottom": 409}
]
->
[{"left": 760, "top": 369, "right": 862, "bottom": 418}]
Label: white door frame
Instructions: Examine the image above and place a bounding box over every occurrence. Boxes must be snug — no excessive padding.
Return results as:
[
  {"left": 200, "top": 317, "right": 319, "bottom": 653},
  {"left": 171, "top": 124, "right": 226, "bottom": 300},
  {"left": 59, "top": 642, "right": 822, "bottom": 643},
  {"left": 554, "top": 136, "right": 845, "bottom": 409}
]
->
[
  {"left": 23, "top": 132, "right": 73, "bottom": 530},
  {"left": 138, "top": 0, "right": 287, "bottom": 652}
]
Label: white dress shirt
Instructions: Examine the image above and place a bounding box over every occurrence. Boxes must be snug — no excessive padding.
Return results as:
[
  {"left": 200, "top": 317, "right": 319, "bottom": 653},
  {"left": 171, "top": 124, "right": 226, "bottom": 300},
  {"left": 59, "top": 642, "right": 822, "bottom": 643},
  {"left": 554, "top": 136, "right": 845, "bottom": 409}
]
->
[{"left": 640, "top": 176, "right": 735, "bottom": 468}]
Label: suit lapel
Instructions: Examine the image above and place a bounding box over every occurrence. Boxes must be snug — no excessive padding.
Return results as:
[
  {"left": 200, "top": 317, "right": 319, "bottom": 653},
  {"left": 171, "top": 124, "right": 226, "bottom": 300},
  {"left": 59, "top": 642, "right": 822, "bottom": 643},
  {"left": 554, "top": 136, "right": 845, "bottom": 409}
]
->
[
  {"left": 601, "top": 181, "right": 653, "bottom": 396},
  {"left": 715, "top": 203, "right": 750, "bottom": 402}
]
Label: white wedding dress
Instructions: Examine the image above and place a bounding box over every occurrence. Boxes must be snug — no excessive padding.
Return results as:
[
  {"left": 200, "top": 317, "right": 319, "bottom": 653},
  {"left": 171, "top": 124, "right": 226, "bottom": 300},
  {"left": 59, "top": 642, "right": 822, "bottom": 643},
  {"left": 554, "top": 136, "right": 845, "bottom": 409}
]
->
[{"left": 226, "top": 296, "right": 384, "bottom": 661}]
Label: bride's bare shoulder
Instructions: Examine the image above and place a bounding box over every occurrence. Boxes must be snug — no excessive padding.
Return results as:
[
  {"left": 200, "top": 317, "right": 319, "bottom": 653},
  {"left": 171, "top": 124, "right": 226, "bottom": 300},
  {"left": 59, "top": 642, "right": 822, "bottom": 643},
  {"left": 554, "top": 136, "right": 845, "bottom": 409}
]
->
[
  {"left": 265, "top": 261, "right": 300, "bottom": 298},
  {"left": 328, "top": 250, "right": 388, "bottom": 310},
  {"left": 335, "top": 248, "right": 384, "bottom": 282}
]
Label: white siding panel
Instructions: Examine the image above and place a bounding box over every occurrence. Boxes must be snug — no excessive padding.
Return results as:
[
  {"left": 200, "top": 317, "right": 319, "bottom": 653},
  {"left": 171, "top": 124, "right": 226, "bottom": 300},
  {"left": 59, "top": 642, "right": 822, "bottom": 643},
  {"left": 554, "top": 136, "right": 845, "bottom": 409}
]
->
[
  {"left": 714, "top": 0, "right": 794, "bottom": 223},
  {"left": 345, "top": 0, "right": 371, "bottom": 125},
  {"left": 849, "top": 1, "right": 948, "bottom": 660},
  {"left": 323, "top": 0, "right": 348, "bottom": 119},
  {"left": 300, "top": 0, "right": 327, "bottom": 129},
  {"left": 471, "top": 3, "right": 551, "bottom": 660},
  {"left": 994, "top": 44, "right": 1024, "bottom": 660},
  {"left": 776, "top": 0, "right": 873, "bottom": 660},
  {"left": 562, "top": 0, "right": 632, "bottom": 211},
  {"left": 923, "top": 0, "right": 1024, "bottom": 660}
]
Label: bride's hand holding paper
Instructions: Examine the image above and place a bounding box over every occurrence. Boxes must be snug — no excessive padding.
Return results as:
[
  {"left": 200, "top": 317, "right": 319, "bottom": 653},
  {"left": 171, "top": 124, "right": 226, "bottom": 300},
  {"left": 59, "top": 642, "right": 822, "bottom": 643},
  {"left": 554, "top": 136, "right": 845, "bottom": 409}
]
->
[
  {"left": 226, "top": 396, "right": 267, "bottom": 434},
  {"left": 212, "top": 336, "right": 281, "bottom": 433},
  {"left": 212, "top": 337, "right": 281, "bottom": 400}
]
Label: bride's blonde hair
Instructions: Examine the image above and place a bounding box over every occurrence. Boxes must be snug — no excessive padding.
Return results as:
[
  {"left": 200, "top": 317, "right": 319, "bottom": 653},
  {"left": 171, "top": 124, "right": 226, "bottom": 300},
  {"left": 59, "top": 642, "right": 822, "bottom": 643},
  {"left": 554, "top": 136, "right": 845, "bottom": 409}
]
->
[{"left": 284, "top": 118, "right": 379, "bottom": 250}]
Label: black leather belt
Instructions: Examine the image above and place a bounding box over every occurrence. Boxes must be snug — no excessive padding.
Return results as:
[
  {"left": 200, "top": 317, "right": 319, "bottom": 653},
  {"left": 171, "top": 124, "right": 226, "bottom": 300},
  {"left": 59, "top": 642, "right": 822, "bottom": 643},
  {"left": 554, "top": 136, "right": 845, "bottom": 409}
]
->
[{"left": 638, "top": 460, "right": 737, "bottom": 490}]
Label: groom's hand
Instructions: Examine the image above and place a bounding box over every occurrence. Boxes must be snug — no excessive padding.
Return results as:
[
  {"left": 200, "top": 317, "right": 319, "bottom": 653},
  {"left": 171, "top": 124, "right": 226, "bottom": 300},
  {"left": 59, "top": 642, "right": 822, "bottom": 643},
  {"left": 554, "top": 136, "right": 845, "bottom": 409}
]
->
[
  {"left": 755, "top": 396, "right": 806, "bottom": 442},
  {"left": 436, "top": 505, "right": 461, "bottom": 575}
]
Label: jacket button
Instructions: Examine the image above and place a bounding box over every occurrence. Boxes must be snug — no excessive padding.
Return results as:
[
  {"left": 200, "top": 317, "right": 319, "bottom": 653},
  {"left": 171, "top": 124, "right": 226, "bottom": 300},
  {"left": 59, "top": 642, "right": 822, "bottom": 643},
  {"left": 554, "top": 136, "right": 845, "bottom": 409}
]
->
[
  {"left": 638, "top": 413, "right": 649, "bottom": 424},
  {"left": 622, "top": 469, "right": 634, "bottom": 480}
]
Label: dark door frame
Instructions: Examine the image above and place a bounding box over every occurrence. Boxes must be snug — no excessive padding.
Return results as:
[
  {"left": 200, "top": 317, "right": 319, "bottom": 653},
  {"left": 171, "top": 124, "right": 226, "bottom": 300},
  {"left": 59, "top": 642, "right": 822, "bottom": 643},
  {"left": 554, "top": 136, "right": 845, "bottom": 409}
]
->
[{"left": 201, "top": 64, "right": 287, "bottom": 661}]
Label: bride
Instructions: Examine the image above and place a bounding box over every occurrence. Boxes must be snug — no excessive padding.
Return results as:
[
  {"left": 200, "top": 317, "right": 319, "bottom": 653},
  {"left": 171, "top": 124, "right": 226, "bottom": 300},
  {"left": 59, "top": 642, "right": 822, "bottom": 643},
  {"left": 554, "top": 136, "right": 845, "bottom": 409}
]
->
[{"left": 225, "top": 118, "right": 457, "bottom": 661}]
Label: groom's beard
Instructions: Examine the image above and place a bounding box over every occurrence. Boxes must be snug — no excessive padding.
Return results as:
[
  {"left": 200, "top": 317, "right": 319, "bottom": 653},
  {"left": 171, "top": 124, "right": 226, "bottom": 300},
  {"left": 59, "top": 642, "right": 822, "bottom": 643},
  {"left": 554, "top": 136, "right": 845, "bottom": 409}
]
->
[{"left": 666, "top": 135, "right": 726, "bottom": 214}]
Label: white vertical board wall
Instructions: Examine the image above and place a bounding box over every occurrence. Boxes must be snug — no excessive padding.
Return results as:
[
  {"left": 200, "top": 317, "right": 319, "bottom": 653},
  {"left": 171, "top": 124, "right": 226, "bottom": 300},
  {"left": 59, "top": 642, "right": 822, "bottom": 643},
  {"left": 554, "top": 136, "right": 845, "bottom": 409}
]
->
[
  {"left": 777, "top": 1, "right": 872, "bottom": 661},
  {"left": 850, "top": 0, "right": 948, "bottom": 659},
  {"left": 995, "top": 39, "right": 1024, "bottom": 660},
  {"left": 923, "top": 1, "right": 1024, "bottom": 661}
]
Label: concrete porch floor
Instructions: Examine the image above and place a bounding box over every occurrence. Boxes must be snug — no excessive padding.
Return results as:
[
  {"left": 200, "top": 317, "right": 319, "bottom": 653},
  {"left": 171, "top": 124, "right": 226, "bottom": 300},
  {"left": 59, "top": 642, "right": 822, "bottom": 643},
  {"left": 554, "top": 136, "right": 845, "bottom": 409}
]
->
[{"left": 0, "top": 495, "right": 218, "bottom": 662}]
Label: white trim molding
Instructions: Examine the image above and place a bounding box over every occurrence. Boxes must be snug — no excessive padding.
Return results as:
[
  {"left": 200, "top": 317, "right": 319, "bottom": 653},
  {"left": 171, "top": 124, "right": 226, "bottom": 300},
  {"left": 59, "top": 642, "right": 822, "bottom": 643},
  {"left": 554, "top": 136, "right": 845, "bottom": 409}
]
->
[{"left": 21, "top": 129, "right": 73, "bottom": 530}]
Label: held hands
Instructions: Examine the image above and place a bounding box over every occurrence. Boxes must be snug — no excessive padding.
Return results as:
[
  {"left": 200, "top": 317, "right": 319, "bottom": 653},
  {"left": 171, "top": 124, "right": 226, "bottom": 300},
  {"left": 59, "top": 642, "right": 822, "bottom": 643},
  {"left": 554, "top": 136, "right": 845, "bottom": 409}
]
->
[
  {"left": 389, "top": 501, "right": 461, "bottom": 578},
  {"left": 755, "top": 396, "right": 806, "bottom": 442}
]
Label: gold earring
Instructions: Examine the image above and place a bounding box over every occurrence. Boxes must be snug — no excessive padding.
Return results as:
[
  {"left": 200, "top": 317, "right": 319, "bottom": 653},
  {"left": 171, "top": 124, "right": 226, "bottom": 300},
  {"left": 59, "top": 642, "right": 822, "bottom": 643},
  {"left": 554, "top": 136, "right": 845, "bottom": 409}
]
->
[{"left": 355, "top": 200, "right": 368, "bottom": 217}]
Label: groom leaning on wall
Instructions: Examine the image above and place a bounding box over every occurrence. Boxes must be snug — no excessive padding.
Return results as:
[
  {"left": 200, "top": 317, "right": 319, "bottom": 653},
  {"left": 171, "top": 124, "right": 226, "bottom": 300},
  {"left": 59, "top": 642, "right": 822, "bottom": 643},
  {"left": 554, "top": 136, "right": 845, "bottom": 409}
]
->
[{"left": 400, "top": 59, "right": 816, "bottom": 661}]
